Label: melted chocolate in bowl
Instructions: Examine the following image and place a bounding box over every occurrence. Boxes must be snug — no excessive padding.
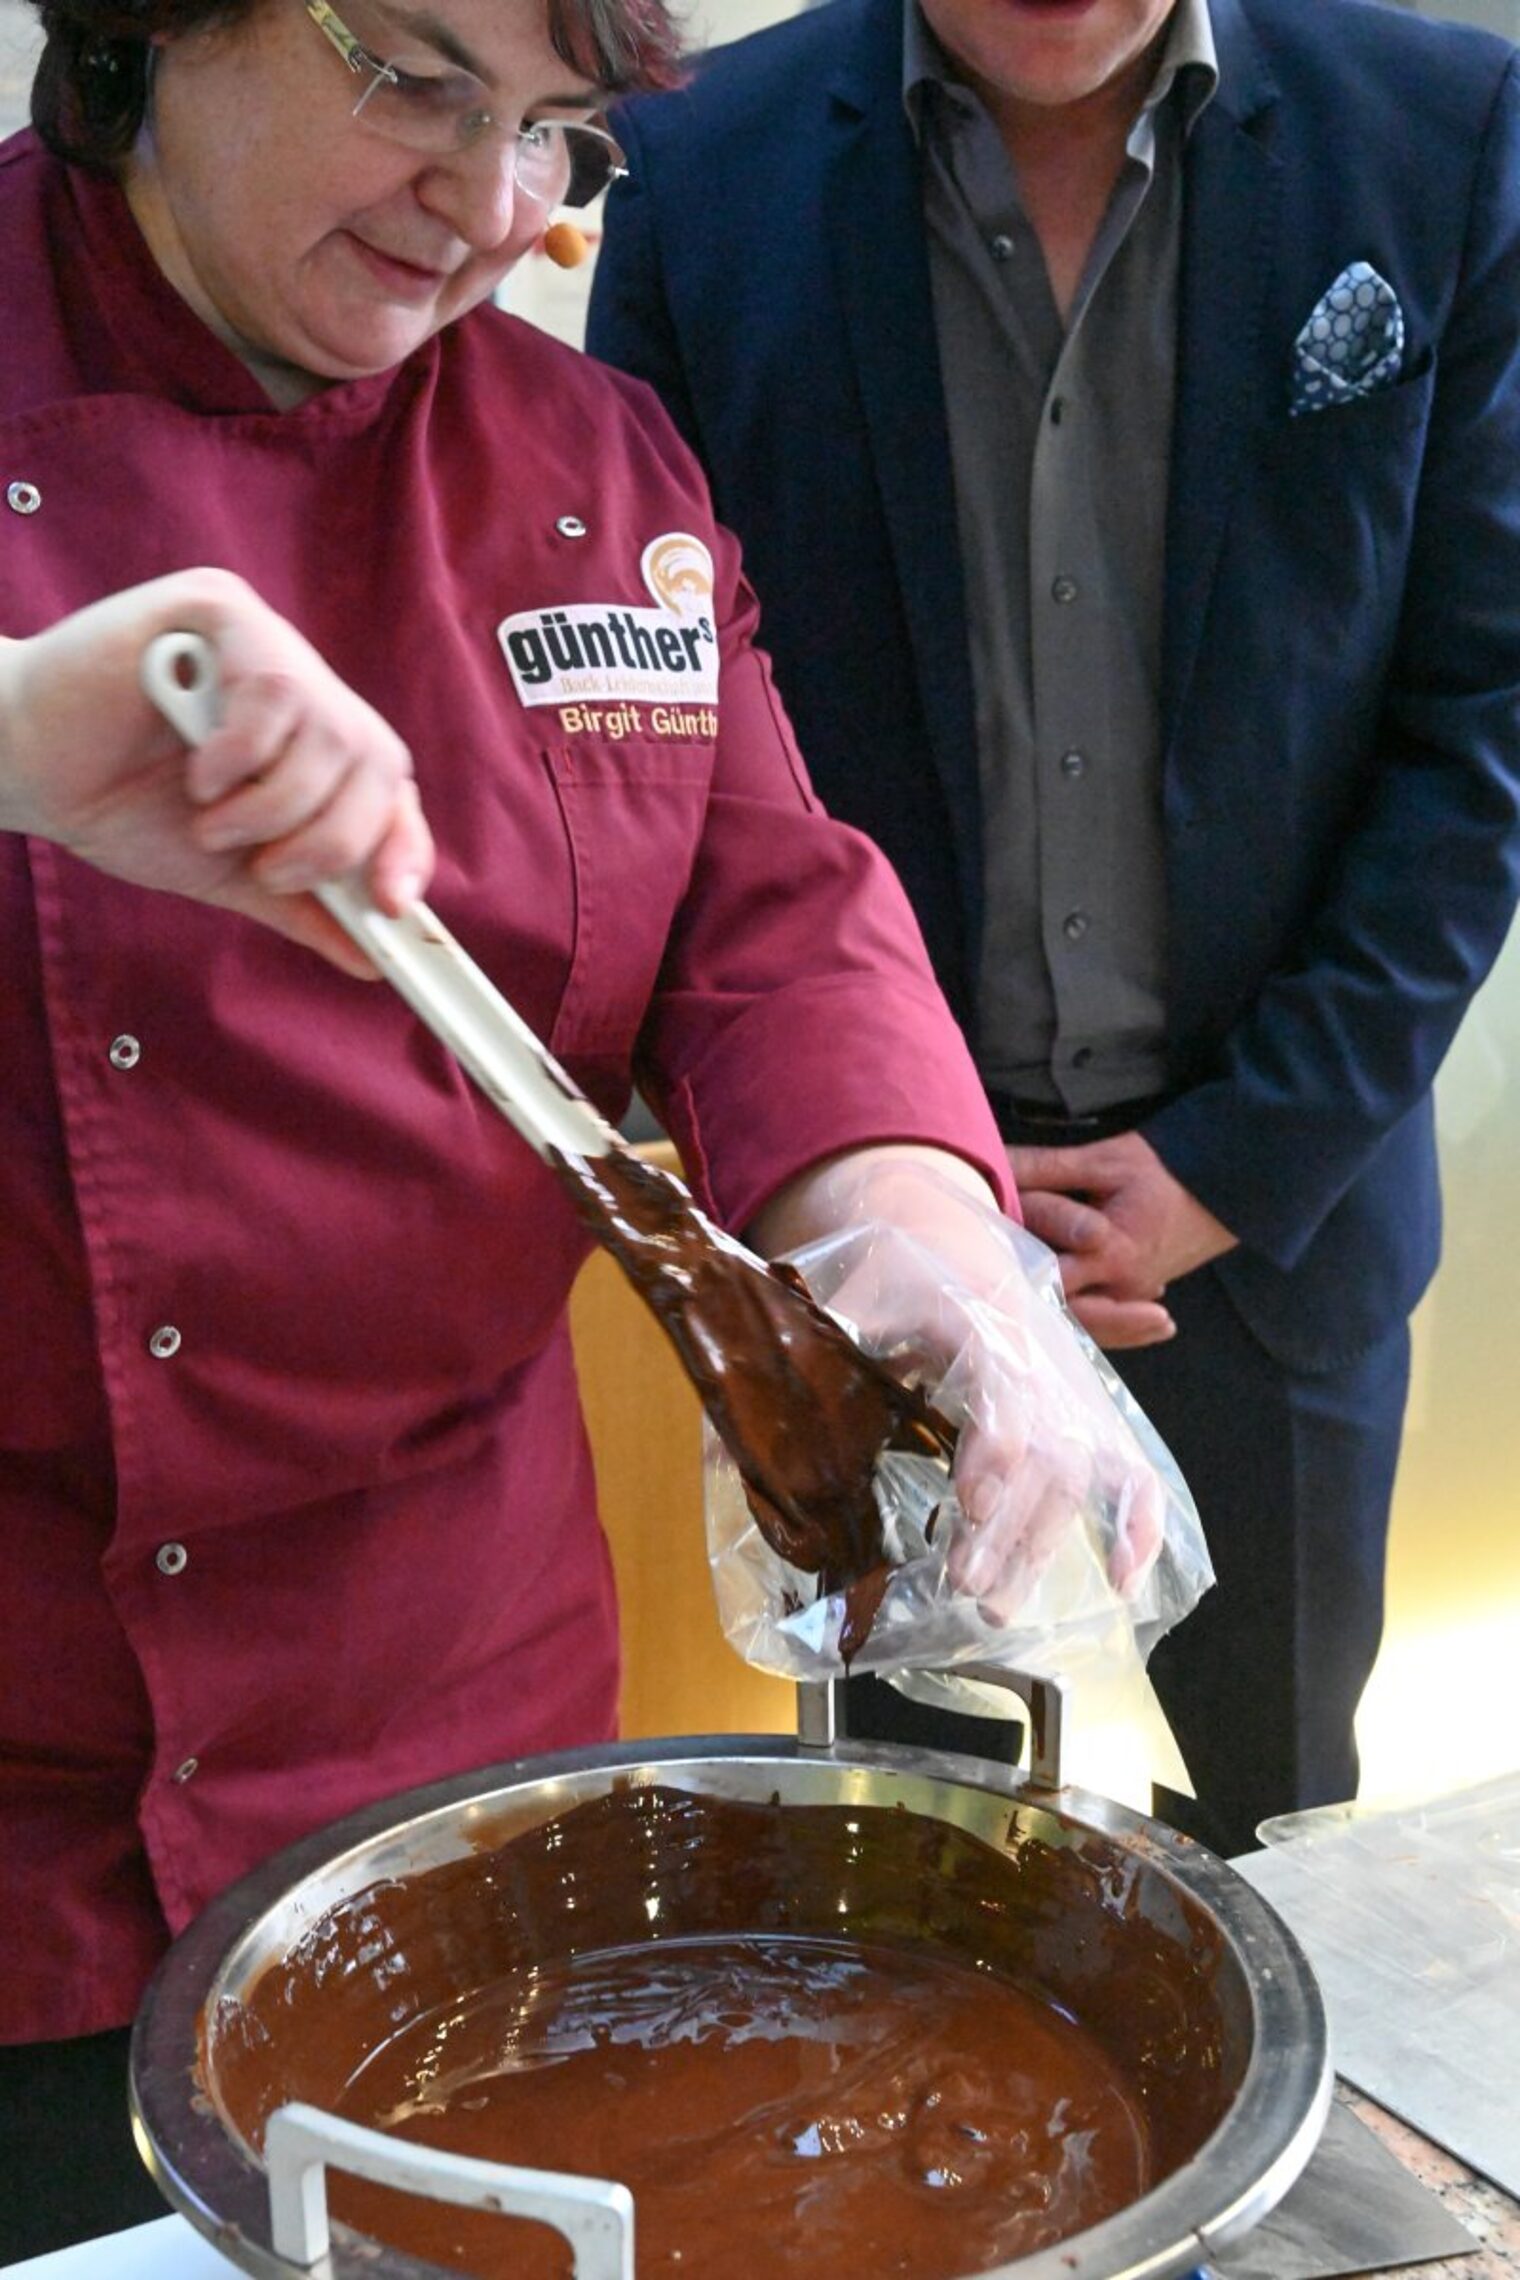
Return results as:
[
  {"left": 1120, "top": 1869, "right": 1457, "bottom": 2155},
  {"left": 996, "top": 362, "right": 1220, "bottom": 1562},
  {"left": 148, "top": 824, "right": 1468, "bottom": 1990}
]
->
[
  {"left": 330, "top": 1935, "right": 1145, "bottom": 2277},
  {"left": 206, "top": 1786, "right": 1233, "bottom": 2280}
]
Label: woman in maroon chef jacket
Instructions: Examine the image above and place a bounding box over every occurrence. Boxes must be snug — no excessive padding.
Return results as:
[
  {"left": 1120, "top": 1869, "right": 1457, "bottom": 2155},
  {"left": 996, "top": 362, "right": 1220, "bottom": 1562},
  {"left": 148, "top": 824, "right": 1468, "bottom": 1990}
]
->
[{"left": 0, "top": 0, "right": 1163, "bottom": 2254}]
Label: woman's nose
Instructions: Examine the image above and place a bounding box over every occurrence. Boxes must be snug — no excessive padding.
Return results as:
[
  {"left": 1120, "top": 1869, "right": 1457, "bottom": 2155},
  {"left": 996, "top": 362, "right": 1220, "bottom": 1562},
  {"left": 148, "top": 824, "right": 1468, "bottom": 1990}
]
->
[{"left": 417, "top": 141, "right": 529, "bottom": 253}]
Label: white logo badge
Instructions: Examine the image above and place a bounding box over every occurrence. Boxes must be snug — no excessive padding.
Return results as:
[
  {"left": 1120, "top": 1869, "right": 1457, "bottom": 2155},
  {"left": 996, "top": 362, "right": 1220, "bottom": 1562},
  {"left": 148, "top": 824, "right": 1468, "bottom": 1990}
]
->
[{"left": 498, "top": 531, "right": 719, "bottom": 708}]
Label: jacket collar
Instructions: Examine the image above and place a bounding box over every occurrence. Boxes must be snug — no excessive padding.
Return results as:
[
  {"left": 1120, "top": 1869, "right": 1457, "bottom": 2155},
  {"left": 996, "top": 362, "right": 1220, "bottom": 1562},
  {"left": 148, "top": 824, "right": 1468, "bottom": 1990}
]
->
[
  {"left": 1208, "top": 0, "right": 1280, "bottom": 129},
  {"left": 826, "top": 0, "right": 914, "bottom": 121}
]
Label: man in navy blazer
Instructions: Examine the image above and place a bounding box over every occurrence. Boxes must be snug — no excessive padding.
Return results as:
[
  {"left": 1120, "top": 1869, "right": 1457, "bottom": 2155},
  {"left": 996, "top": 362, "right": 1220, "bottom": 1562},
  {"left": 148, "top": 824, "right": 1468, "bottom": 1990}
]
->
[{"left": 589, "top": 0, "right": 1520, "bottom": 1858}]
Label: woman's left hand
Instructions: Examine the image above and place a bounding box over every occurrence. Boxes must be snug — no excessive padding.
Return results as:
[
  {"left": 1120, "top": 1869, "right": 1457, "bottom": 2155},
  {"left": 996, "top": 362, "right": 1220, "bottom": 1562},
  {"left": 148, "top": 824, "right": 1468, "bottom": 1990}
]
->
[{"left": 750, "top": 1148, "right": 1170, "bottom": 1623}]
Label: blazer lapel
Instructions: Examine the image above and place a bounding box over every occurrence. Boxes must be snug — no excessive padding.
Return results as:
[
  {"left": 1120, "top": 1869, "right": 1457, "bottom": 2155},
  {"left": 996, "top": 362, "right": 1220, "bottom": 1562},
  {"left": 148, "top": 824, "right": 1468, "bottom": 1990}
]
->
[
  {"left": 1163, "top": 0, "right": 1283, "bottom": 736},
  {"left": 825, "top": 2, "right": 985, "bottom": 961}
]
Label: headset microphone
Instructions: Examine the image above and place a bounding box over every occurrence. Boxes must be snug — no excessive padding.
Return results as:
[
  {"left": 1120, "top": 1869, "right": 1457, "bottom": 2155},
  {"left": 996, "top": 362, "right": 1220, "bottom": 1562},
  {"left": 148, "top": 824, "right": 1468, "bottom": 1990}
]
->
[{"left": 542, "top": 221, "right": 591, "bottom": 270}]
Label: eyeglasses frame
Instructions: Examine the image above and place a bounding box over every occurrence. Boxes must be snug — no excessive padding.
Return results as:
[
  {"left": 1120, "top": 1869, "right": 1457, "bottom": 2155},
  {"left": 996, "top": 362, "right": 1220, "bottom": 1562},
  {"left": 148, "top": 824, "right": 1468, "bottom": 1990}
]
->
[{"left": 299, "top": 0, "right": 628, "bottom": 202}]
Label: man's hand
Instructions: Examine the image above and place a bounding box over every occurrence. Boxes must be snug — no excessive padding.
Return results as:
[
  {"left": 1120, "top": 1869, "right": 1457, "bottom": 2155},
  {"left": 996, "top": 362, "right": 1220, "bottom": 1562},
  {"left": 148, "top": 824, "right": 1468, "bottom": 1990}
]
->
[
  {"left": 1010, "top": 1130, "right": 1237, "bottom": 1349},
  {"left": 0, "top": 569, "right": 433, "bottom": 974}
]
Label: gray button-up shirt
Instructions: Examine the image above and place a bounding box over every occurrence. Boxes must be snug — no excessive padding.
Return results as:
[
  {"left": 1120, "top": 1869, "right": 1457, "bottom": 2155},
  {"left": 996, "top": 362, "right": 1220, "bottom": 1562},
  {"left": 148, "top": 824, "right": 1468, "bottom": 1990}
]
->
[{"left": 905, "top": 1, "right": 1218, "bottom": 1111}]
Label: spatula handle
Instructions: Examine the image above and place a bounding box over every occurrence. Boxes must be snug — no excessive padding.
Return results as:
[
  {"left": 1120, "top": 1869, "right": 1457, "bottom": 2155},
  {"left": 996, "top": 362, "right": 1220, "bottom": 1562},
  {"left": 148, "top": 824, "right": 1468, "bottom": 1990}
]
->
[{"left": 140, "top": 629, "right": 621, "bottom": 1163}]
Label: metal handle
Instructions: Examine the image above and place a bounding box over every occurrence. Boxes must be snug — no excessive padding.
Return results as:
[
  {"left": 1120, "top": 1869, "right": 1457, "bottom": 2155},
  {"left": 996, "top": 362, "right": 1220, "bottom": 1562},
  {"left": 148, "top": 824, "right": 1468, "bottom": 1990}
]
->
[
  {"left": 264, "top": 2100, "right": 634, "bottom": 2277},
  {"left": 957, "top": 1664, "right": 1066, "bottom": 1789},
  {"left": 139, "top": 630, "right": 620, "bottom": 1162},
  {"left": 798, "top": 1667, "right": 1067, "bottom": 1790}
]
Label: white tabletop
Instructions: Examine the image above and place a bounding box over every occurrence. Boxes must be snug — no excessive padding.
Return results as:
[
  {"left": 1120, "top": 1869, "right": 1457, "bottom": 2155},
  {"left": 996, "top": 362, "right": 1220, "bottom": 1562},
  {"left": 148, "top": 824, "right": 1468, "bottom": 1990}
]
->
[{"left": 5, "top": 2217, "right": 235, "bottom": 2279}]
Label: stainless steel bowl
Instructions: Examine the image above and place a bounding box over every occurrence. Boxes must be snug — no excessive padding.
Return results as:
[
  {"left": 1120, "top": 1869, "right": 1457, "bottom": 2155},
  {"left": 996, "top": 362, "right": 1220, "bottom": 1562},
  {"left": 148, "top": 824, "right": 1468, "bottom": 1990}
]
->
[{"left": 131, "top": 1696, "right": 1330, "bottom": 2280}]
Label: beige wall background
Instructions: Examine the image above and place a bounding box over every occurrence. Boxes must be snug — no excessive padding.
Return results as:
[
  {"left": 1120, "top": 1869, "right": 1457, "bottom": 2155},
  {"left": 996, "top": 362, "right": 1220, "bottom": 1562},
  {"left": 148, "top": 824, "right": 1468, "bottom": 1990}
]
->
[
  {"left": 2, "top": 0, "right": 1515, "bottom": 1800},
  {"left": 0, "top": 0, "right": 36, "bottom": 128}
]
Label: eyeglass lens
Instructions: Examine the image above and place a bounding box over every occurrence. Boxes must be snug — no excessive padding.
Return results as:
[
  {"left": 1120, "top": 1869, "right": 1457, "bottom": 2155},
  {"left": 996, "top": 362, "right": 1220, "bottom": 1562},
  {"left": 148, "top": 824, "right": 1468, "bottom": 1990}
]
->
[{"left": 319, "top": 0, "right": 622, "bottom": 205}]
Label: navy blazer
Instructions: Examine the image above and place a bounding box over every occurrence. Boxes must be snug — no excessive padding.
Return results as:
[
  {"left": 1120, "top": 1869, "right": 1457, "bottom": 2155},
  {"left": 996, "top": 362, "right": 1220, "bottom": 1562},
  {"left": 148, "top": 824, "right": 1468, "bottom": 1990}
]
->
[{"left": 590, "top": 0, "right": 1520, "bottom": 1367}]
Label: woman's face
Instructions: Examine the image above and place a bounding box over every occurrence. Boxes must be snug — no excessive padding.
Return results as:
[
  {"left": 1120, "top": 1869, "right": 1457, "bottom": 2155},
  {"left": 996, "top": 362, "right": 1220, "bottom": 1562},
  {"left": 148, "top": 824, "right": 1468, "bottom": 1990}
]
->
[{"left": 132, "top": 0, "right": 601, "bottom": 398}]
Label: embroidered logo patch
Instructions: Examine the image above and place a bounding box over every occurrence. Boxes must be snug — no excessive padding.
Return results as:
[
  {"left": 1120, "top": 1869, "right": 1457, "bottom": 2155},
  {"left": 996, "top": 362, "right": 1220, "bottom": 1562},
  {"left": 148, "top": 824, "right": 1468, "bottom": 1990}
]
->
[{"left": 497, "top": 532, "right": 719, "bottom": 709}]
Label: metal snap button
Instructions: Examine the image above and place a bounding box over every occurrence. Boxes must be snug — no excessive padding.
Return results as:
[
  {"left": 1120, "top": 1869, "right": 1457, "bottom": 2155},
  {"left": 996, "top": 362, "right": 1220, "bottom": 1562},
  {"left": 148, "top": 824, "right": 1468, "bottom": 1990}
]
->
[
  {"left": 109, "top": 1034, "right": 142, "bottom": 1070},
  {"left": 555, "top": 515, "right": 588, "bottom": 539},
  {"left": 6, "top": 480, "right": 41, "bottom": 516},
  {"left": 172, "top": 1757, "right": 200, "bottom": 1783},
  {"left": 1062, "top": 910, "right": 1090, "bottom": 942},
  {"left": 1059, "top": 751, "right": 1087, "bottom": 780},
  {"left": 148, "top": 1324, "right": 182, "bottom": 1359},
  {"left": 989, "top": 234, "right": 1014, "bottom": 264},
  {"left": 1052, "top": 576, "right": 1080, "bottom": 605},
  {"left": 156, "top": 1541, "right": 189, "bottom": 1576}
]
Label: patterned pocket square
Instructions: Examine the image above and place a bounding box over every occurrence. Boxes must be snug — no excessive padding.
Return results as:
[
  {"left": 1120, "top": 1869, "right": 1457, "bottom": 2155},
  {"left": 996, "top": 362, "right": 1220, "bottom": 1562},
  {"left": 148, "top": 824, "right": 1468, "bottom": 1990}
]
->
[{"left": 1291, "top": 262, "right": 1405, "bottom": 417}]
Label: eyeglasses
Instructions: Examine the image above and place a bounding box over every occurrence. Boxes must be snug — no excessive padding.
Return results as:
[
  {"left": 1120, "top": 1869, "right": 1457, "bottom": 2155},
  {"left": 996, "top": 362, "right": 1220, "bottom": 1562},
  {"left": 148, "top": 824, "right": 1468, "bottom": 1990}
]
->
[{"left": 302, "top": 0, "right": 628, "bottom": 208}]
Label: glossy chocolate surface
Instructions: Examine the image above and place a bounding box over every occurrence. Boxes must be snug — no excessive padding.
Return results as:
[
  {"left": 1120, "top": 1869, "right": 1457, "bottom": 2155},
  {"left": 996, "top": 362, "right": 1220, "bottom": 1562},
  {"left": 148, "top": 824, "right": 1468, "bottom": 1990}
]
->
[{"left": 207, "top": 1785, "right": 1233, "bottom": 2279}]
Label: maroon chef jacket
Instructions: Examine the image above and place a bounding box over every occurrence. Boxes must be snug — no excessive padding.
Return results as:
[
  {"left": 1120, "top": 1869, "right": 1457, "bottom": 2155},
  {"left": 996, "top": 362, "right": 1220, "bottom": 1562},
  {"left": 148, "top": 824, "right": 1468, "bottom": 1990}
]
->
[{"left": 0, "top": 134, "right": 1011, "bottom": 2040}]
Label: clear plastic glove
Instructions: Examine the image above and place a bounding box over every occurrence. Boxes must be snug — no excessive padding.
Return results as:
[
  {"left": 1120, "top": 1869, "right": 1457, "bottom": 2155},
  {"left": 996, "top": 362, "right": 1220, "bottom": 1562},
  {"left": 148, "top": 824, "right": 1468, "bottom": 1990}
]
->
[
  {"left": 715, "top": 1151, "right": 1213, "bottom": 1686},
  {"left": 0, "top": 569, "right": 432, "bottom": 974}
]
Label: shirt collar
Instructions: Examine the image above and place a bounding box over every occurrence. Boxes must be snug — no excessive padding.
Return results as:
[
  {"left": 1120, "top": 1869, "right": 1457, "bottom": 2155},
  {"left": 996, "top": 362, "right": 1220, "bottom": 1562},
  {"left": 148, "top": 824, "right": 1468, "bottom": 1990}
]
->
[
  {"left": 1146, "top": 0, "right": 1218, "bottom": 136},
  {"left": 903, "top": 0, "right": 1219, "bottom": 145}
]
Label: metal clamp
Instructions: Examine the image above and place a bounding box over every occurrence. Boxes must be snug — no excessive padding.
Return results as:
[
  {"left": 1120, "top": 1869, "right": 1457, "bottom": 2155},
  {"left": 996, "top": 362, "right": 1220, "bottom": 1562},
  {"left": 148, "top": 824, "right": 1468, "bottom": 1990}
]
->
[{"left": 264, "top": 2100, "right": 634, "bottom": 2278}]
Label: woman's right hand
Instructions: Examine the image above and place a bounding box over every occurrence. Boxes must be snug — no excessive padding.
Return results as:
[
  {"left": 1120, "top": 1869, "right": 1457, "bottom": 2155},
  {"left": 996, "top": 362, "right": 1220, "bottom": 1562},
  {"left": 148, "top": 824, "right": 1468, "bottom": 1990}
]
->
[{"left": 0, "top": 568, "right": 433, "bottom": 974}]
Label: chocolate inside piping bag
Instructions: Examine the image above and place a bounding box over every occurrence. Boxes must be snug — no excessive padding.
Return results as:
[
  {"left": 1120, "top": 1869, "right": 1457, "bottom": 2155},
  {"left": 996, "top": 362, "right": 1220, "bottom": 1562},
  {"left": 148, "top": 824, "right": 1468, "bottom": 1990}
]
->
[{"left": 553, "top": 1146, "right": 956, "bottom": 1656}]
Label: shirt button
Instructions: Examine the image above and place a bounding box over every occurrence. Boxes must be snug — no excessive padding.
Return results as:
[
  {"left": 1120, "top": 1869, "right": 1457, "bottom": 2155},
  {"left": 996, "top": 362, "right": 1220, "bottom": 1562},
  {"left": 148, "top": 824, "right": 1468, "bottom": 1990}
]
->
[
  {"left": 156, "top": 1541, "right": 189, "bottom": 1576},
  {"left": 109, "top": 1034, "right": 142, "bottom": 1070},
  {"left": 172, "top": 1757, "right": 200, "bottom": 1783},
  {"left": 1060, "top": 750, "right": 1087, "bottom": 779},
  {"left": 148, "top": 1324, "right": 182, "bottom": 1359},
  {"left": 6, "top": 480, "right": 41, "bottom": 515},
  {"left": 1072, "top": 1047, "right": 1094, "bottom": 1070},
  {"left": 989, "top": 233, "right": 1014, "bottom": 263},
  {"left": 1052, "top": 575, "right": 1080, "bottom": 605},
  {"left": 1063, "top": 910, "right": 1090, "bottom": 942}
]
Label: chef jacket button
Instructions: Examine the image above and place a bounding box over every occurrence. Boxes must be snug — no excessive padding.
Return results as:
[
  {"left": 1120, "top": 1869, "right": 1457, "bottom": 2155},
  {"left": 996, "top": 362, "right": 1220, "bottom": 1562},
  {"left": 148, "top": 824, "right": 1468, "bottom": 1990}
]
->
[
  {"left": 555, "top": 515, "right": 588, "bottom": 539},
  {"left": 148, "top": 1323, "right": 182, "bottom": 1359},
  {"left": 156, "top": 1541, "right": 189, "bottom": 1576},
  {"left": 109, "top": 1034, "right": 142, "bottom": 1070},
  {"left": 6, "top": 480, "right": 41, "bottom": 515},
  {"left": 172, "top": 1757, "right": 200, "bottom": 1783}
]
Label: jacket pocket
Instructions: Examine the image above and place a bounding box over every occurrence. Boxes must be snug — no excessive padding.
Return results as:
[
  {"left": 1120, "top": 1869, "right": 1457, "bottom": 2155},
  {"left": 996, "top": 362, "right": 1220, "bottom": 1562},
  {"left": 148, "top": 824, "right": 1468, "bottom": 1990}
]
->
[
  {"left": 1271, "top": 350, "right": 1436, "bottom": 452},
  {"left": 541, "top": 738, "right": 713, "bottom": 1064}
]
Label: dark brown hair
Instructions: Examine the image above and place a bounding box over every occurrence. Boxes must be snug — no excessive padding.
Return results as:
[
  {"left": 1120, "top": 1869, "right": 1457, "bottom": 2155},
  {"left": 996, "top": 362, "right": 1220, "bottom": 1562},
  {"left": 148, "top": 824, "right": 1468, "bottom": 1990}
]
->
[{"left": 29, "top": 0, "right": 685, "bottom": 169}]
